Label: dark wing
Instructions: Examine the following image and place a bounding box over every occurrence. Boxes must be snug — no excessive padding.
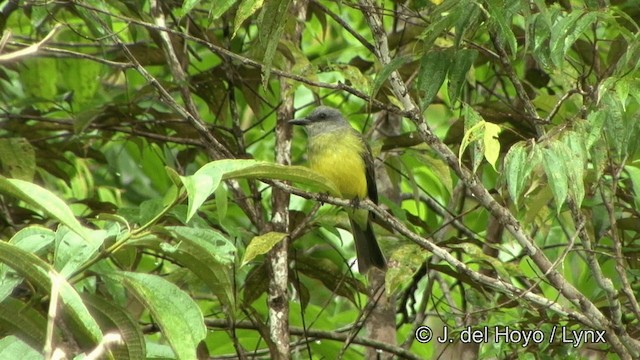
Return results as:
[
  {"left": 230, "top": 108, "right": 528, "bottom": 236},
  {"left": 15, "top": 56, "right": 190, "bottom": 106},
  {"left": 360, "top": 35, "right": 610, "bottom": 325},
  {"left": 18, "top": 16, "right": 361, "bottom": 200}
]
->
[{"left": 361, "top": 139, "right": 378, "bottom": 205}]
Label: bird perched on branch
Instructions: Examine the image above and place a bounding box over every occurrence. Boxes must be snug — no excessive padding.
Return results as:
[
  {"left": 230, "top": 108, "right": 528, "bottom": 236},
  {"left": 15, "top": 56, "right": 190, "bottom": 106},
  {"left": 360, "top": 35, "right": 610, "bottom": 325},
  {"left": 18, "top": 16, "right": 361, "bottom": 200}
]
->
[{"left": 289, "top": 106, "right": 386, "bottom": 273}]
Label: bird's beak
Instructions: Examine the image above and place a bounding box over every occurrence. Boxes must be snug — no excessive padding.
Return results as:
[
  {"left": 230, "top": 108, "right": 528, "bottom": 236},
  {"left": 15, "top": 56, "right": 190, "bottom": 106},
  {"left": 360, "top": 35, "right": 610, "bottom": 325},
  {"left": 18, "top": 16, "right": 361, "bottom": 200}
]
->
[{"left": 289, "top": 118, "right": 310, "bottom": 126}]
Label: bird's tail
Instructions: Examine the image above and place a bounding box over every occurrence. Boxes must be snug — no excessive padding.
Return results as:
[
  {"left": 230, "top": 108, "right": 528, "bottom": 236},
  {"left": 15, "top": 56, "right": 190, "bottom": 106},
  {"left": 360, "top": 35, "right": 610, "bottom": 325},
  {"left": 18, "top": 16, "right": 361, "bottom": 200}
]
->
[{"left": 350, "top": 217, "right": 386, "bottom": 273}]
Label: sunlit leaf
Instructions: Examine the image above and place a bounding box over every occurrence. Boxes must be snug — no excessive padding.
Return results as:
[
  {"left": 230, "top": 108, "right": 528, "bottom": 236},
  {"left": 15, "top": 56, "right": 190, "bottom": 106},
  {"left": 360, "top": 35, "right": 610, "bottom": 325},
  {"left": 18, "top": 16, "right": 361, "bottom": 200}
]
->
[
  {"left": 109, "top": 272, "right": 206, "bottom": 360},
  {"left": 242, "top": 232, "right": 288, "bottom": 266},
  {"left": 0, "top": 177, "right": 92, "bottom": 241},
  {"left": 483, "top": 122, "right": 502, "bottom": 171},
  {"left": 233, "top": 0, "right": 264, "bottom": 36}
]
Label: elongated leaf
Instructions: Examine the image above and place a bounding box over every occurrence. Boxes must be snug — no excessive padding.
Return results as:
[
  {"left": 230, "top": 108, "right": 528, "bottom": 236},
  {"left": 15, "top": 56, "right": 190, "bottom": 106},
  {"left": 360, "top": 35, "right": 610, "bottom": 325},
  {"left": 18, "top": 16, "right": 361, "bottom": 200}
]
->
[
  {"left": 371, "top": 56, "right": 410, "bottom": 100},
  {"left": 211, "top": 0, "right": 238, "bottom": 20},
  {"left": 0, "top": 298, "right": 48, "bottom": 351},
  {"left": 417, "top": 49, "right": 452, "bottom": 109},
  {"left": 625, "top": 166, "right": 640, "bottom": 210},
  {"left": 233, "top": 0, "right": 264, "bottom": 36},
  {"left": 83, "top": 294, "right": 146, "bottom": 360},
  {"left": 295, "top": 255, "right": 366, "bottom": 304},
  {"left": 242, "top": 232, "right": 287, "bottom": 266},
  {"left": 134, "top": 228, "right": 236, "bottom": 312},
  {"left": 200, "top": 159, "right": 341, "bottom": 195},
  {"left": 386, "top": 244, "right": 427, "bottom": 295},
  {"left": 256, "top": 0, "right": 293, "bottom": 85},
  {"left": 0, "top": 243, "right": 103, "bottom": 346},
  {"left": 549, "top": 11, "right": 582, "bottom": 67},
  {"left": 55, "top": 226, "right": 107, "bottom": 278},
  {"left": 176, "top": 0, "right": 201, "bottom": 17},
  {"left": 562, "top": 12, "right": 598, "bottom": 66},
  {"left": 0, "top": 138, "right": 36, "bottom": 181},
  {"left": 179, "top": 169, "right": 222, "bottom": 223},
  {"left": 0, "top": 177, "right": 91, "bottom": 241},
  {"left": 110, "top": 272, "right": 206, "bottom": 360},
  {"left": 0, "top": 226, "right": 55, "bottom": 302},
  {"left": 483, "top": 122, "right": 502, "bottom": 171},
  {"left": 561, "top": 132, "right": 586, "bottom": 208},
  {"left": 486, "top": 0, "right": 518, "bottom": 57},
  {"left": 0, "top": 336, "right": 42, "bottom": 359},
  {"left": 584, "top": 110, "right": 606, "bottom": 149},
  {"left": 19, "top": 58, "right": 58, "bottom": 111},
  {"left": 448, "top": 49, "right": 478, "bottom": 104},
  {"left": 181, "top": 160, "right": 341, "bottom": 222},
  {"left": 459, "top": 105, "right": 485, "bottom": 172},
  {"left": 504, "top": 142, "right": 532, "bottom": 206},
  {"left": 542, "top": 144, "right": 569, "bottom": 212}
]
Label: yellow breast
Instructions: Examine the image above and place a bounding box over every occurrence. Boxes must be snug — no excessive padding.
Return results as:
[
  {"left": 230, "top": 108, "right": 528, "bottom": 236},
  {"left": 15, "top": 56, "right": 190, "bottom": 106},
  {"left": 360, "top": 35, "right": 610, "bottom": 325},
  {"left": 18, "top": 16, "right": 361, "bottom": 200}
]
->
[{"left": 308, "top": 131, "right": 368, "bottom": 199}]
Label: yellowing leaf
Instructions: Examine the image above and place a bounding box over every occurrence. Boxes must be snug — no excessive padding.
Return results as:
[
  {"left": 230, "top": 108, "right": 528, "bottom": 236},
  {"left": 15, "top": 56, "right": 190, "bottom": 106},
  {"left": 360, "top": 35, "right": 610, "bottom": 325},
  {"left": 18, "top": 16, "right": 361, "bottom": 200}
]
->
[
  {"left": 483, "top": 122, "right": 502, "bottom": 171},
  {"left": 242, "top": 232, "right": 287, "bottom": 266}
]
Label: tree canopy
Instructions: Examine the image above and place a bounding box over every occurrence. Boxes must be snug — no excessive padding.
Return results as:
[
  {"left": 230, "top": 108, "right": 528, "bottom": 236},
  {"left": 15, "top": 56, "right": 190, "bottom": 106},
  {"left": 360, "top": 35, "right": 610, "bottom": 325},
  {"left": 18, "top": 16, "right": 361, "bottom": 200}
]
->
[{"left": 1, "top": 0, "right": 640, "bottom": 359}]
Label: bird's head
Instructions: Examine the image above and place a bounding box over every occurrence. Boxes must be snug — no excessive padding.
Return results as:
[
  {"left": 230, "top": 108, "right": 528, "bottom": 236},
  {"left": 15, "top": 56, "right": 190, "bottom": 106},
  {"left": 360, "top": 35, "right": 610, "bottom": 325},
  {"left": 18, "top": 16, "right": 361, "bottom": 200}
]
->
[{"left": 289, "top": 106, "right": 350, "bottom": 137}]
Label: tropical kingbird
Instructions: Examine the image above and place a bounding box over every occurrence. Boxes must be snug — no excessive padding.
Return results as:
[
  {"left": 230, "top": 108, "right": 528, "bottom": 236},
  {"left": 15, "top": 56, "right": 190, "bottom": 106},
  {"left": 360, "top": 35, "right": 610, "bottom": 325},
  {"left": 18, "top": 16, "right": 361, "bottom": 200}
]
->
[{"left": 289, "top": 106, "right": 386, "bottom": 272}]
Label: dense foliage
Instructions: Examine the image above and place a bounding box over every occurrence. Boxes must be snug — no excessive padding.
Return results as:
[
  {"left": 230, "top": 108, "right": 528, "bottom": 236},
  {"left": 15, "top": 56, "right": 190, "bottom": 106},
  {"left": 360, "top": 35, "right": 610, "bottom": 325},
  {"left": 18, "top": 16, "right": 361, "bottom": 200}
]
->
[{"left": 1, "top": 0, "right": 640, "bottom": 359}]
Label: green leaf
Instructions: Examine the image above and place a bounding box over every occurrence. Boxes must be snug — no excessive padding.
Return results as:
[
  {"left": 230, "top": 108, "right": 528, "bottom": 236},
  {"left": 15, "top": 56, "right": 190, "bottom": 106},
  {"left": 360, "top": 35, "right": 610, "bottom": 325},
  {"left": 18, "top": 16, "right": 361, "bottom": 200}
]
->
[
  {"left": 58, "top": 58, "right": 102, "bottom": 112},
  {"left": 0, "top": 138, "right": 36, "bottom": 181},
  {"left": 176, "top": 0, "right": 201, "bottom": 17},
  {"left": 625, "top": 166, "right": 640, "bottom": 210},
  {"left": 584, "top": 110, "right": 606, "bottom": 149},
  {"left": 83, "top": 294, "right": 146, "bottom": 360},
  {"left": 459, "top": 105, "right": 485, "bottom": 172},
  {"left": 179, "top": 169, "right": 223, "bottom": 223},
  {"left": 386, "top": 244, "right": 427, "bottom": 294},
  {"left": 0, "top": 298, "right": 48, "bottom": 351},
  {"left": 561, "top": 132, "right": 586, "bottom": 208},
  {"left": 417, "top": 49, "right": 452, "bottom": 109},
  {"left": 182, "top": 160, "right": 343, "bottom": 222},
  {"left": 54, "top": 226, "right": 107, "bottom": 278},
  {"left": 243, "top": 264, "right": 269, "bottom": 305},
  {"left": 562, "top": 12, "right": 598, "bottom": 65},
  {"left": 200, "top": 159, "right": 341, "bottom": 195},
  {"left": 256, "top": 0, "right": 293, "bottom": 85},
  {"left": 616, "top": 78, "right": 629, "bottom": 111},
  {"left": 215, "top": 183, "right": 228, "bottom": 222},
  {"left": 0, "top": 177, "right": 92, "bottom": 242},
  {"left": 211, "top": 0, "right": 238, "bottom": 20},
  {"left": 0, "top": 243, "right": 103, "bottom": 346},
  {"left": 242, "top": 232, "right": 288, "bottom": 266},
  {"left": 371, "top": 56, "right": 410, "bottom": 100},
  {"left": 549, "top": 11, "right": 582, "bottom": 67},
  {"left": 295, "top": 255, "right": 365, "bottom": 304},
  {"left": 19, "top": 58, "right": 58, "bottom": 110},
  {"left": 233, "top": 0, "right": 265, "bottom": 36},
  {"left": 542, "top": 143, "right": 569, "bottom": 212},
  {"left": 504, "top": 142, "right": 533, "bottom": 206},
  {"left": 448, "top": 49, "right": 478, "bottom": 104},
  {"left": 163, "top": 227, "right": 236, "bottom": 312},
  {"left": 109, "top": 272, "right": 206, "bottom": 360},
  {"left": 486, "top": 0, "right": 518, "bottom": 57},
  {"left": 0, "top": 336, "right": 42, "bottom": 360}
]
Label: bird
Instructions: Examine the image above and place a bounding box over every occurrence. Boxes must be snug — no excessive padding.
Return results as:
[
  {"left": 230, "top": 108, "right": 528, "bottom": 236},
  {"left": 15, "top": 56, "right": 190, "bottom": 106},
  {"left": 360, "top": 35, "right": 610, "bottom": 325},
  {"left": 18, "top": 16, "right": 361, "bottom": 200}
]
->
[{"left": 289, "top": 106, "right": 386, "bottom": 273}]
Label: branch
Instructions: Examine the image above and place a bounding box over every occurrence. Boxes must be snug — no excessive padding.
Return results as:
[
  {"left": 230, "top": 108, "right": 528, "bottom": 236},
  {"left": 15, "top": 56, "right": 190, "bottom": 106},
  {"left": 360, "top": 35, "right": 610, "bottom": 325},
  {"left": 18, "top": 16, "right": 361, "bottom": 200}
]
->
[
  {"left": 0, "top": 24, "right": 61, "bottom": 62},
  {"left": 205, "top": 319, "right": 423, "bottom": 360}
]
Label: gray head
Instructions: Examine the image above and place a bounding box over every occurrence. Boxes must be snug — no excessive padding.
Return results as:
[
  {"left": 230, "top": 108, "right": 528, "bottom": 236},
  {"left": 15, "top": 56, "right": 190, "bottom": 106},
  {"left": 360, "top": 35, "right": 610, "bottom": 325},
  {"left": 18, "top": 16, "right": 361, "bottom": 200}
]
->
[{"left": 289, "top": 106, "right": 351, "bottom": 138}]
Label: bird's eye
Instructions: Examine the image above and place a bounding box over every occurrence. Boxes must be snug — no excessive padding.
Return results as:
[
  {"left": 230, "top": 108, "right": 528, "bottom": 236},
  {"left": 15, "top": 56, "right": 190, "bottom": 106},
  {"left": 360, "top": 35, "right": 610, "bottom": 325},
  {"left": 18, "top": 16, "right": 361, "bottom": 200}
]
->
[{"left": 318, "top": 113, "right": 327, "bottom": 119}]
